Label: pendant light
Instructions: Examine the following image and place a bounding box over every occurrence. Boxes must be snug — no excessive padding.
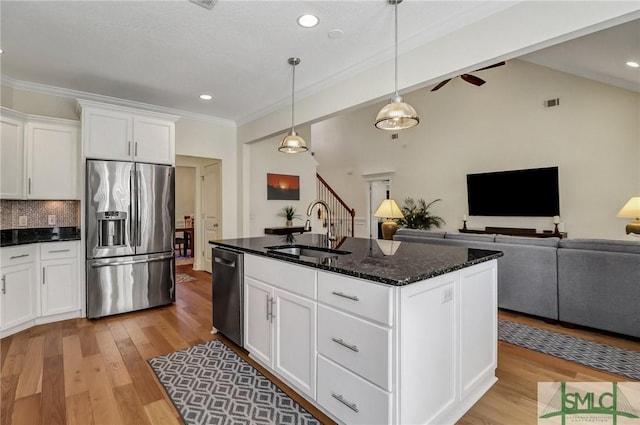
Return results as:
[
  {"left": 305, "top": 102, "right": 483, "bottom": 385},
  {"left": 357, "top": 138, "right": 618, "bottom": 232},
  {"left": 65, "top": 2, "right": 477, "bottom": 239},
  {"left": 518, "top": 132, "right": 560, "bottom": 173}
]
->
[
  {"left": 278, "top": 57, "right": 309, "bottom": 153},
  {"left": 374, "top": 0, "right": 420, "bottom": 131}
]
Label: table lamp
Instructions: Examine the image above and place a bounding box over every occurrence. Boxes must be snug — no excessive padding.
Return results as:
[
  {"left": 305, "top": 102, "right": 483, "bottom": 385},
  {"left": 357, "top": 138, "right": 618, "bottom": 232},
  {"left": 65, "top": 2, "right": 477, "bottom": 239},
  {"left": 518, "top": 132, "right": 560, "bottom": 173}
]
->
[
  {"left": 374, "top": 199, "right": 404, "bottom": 240},
  {"left": 616, "top": 197, "right": 640, "bottom": 235}
]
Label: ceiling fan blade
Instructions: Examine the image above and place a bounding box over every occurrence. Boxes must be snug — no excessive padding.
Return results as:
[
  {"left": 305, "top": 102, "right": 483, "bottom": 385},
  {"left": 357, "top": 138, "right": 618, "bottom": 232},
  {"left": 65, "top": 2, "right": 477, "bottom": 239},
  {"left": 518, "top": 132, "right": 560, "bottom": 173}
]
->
[
  {"left": 461, "top": 74, "right": 486, "bottom": 86},
  {"left": 474, "top": 61, "right": 506, "bottom": 72},
  {"left": 430, "top": 79, "right": 452, "bottom": 92}
]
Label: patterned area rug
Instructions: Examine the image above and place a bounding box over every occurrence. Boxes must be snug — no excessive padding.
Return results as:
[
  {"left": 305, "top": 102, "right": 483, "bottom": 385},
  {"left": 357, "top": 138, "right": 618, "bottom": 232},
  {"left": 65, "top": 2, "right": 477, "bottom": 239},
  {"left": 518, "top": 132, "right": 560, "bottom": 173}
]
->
[
  {"left": 176, "top": 273, "right": 197, "bottom": 283},
  {"left": 498, "top": 319, "right": 640, "bottom": 381},
  {"left": 148, "top": 339, "right": 321, "bottom": 425}
]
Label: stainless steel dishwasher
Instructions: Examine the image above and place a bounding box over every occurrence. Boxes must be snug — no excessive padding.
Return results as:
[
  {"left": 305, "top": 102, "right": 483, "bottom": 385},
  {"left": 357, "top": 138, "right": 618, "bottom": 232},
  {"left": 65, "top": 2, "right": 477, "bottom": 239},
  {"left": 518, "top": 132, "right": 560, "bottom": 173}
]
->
[{"left": 212, "top": 246, "right": 244, "bottom": 347}]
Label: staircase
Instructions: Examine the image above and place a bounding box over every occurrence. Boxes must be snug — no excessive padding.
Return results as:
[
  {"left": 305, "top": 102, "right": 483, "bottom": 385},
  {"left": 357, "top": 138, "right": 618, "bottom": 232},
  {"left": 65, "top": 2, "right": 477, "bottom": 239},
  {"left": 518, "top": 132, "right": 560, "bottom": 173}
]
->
[{"left": 316, "top": 173, "right": 355, "bottom": 238}]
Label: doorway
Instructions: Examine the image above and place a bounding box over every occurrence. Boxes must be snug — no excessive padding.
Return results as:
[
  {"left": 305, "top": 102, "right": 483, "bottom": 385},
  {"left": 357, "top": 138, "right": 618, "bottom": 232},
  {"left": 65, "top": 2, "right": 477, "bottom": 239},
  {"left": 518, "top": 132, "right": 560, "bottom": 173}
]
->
[
  {"left": 368, "top": 179, "right": 390, "bottom": 239},
  {"left": 175, "top": 155, "right": 222, "bottom": 273}
]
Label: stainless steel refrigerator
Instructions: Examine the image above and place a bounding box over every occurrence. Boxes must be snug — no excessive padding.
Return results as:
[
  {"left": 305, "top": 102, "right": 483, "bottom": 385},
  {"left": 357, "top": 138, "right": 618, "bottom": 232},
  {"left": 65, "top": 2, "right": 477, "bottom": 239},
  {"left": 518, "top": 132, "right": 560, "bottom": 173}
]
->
[{"left": 86, "top": 159, "right": 175, "bottom": 319}]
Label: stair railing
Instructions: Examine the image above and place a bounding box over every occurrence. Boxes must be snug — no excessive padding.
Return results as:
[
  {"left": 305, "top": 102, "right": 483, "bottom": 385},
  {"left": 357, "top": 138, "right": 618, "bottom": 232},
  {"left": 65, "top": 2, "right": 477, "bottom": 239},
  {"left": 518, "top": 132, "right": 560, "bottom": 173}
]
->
[{"left": 316, "top": 173, "right": 355, "bottom": 238}]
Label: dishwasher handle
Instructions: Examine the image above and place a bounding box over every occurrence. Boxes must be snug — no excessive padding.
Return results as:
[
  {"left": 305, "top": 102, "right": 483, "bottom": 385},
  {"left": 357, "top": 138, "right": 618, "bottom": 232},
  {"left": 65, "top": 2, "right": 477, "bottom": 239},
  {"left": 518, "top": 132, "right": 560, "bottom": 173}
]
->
[{"left": 214, "top": 256, "right": 236, "bottom": 268}]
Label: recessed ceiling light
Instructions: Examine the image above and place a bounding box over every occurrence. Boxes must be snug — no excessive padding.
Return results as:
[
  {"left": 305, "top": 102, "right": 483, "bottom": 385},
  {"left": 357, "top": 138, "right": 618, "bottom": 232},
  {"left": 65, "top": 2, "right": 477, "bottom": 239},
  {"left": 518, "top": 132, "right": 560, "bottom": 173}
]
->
[
  {"left": 297, "top": 14, "right": 319, "bottom": 28},
  {"left": 328, "top": 29, "right": 343, "bottom": 39},
  {"left": 0, "top": 48, "right": 3, "bottom": 54},
  {"left": 199, "top": 94, "right": 213, "bottom": 100},
  {"left": 626, "top": 61, "right": 639, "bottom": 68}
]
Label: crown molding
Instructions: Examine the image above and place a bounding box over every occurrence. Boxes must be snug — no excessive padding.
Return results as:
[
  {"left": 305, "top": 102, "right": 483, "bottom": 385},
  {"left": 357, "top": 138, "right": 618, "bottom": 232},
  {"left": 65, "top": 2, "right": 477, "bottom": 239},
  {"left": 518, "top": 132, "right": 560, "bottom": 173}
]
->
[{"left": 1, "top": 75, "right": 236, "bottom": 128}]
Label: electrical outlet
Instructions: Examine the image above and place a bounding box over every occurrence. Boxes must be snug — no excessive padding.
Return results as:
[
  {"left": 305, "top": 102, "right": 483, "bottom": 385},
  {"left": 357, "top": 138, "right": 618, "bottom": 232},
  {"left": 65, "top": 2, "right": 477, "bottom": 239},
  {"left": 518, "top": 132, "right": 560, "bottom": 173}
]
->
[
  {"left": 48, "top": 215, "right": 56, "bottom": 226},
  {"left": 18, "top": 216, "right": 27, "bottom": 227},
  {"left": 441, "top": 287, "right": 454, "bottom": 303}
]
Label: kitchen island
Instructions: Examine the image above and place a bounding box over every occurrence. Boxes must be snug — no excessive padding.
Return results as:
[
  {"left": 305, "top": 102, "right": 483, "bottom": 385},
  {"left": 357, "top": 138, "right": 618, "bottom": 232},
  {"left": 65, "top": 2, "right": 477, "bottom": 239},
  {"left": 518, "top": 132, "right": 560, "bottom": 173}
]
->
[{"left": 210, "top": 234, "right": 502, "bottom": 425}]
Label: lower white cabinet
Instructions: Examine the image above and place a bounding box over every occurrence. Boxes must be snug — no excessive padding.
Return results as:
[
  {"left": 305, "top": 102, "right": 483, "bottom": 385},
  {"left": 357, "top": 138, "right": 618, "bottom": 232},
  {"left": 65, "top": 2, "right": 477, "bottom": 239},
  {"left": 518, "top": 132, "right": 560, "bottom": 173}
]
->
[
  {"left": 0, "top": 245, "right": 37, "bottom": 332},
  {"left": 242, "top": 253, "right": 498, "bottom": 425},
  {"left": 0, "top": 241, "right": 81, "bottom": 337},
  {"left": 244, "top": 255, "right": 317, "bottom": 399},
  {"left": 40, "top": 241, "right": 79, "bottom": 317}
]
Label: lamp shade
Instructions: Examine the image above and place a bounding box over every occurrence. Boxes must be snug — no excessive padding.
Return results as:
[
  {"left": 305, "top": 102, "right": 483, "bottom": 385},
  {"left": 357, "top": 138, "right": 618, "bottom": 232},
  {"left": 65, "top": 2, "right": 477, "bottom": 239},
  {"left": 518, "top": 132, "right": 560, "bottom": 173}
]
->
[
  {"left": 616, "top": 197, "right": 640, "bottom": 218},
  {"left": 375, "top": 95, "right": 420, "bottom": 130},
  {"left": 374, "top": 199, "right": 404, "bottom": 219},
  {"left": 278, "top": 129, "right": 308, "bottom": 153}
]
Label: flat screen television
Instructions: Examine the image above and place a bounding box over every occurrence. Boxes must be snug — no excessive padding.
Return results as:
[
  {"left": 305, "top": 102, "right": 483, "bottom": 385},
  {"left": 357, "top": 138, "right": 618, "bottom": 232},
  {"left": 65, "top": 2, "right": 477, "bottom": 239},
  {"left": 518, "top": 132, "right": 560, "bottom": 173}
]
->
[{"left": 466, "top": 166, "right": 559, "bottom": 216}]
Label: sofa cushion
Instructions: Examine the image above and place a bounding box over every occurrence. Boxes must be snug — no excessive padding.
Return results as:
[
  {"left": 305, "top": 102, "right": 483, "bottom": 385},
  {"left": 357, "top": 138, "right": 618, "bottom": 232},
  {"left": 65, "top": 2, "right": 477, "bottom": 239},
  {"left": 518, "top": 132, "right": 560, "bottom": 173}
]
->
[
  {"left": 558, "top": 247, "right": 640, "bottom": 338},
  {"left": 495, "top": 234, "right": 560, "bottom": 248},
  {"left": 559, "top": 238, "right": 640, "bottom": 254},
  {"left": 493, "top": 241, "right": 558, "bottom": 319},
  {"left": 445, "top": 233, "right": 496, "bottom": 242},
  {"left": 395, "top": 229, "right": 446, "bottom": 239}
]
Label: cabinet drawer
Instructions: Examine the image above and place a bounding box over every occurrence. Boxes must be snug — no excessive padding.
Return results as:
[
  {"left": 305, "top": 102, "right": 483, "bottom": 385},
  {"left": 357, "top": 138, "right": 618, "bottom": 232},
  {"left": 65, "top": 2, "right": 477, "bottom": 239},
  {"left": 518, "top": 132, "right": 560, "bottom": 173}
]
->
[
  {"left": 40, "top": 241, "right": 77, "bottom": 260},
  {"left": 318, "top": 305, "right": 391, "bottom": 390},
  {"left": 317, "top": 356, "right": 391, "bottom": 425},
  {"left": 318, "top": 271, "right": 392, "bottom": 325},
  {"left": 244, "top": 254, "right": 316, "bottom": 299},
  {"left": 1, "top": 245, "right": 36, "bottom": 266}
]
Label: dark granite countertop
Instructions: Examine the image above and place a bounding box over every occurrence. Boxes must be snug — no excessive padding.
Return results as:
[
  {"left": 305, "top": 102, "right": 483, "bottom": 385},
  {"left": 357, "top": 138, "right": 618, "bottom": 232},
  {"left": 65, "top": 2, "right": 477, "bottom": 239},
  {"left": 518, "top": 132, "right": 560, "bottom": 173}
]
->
[
  {"left": 1, "top": 227, "right": 81, "bottom": 247},
  {"left": 209, "top": 234, "right": 503, "bottom": 286}
]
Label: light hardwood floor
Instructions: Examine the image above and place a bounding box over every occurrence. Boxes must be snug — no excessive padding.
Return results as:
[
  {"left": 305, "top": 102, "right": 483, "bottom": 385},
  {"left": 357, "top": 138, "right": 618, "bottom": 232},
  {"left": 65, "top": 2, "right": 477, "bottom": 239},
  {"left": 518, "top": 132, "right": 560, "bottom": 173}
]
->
[{"left": 2, "top": 265, "right": 638, "bottom": 425}]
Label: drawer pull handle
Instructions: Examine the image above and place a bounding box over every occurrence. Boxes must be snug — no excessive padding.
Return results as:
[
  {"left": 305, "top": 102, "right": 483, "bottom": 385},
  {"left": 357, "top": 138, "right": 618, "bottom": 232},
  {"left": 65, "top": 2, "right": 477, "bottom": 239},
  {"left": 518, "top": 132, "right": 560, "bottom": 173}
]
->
[
  {"left": 331, "top": 337, "right": 359, "bottom": 352},
  {"left": 9, "top": 254, "right": 30, "bottom": 260},
  {"left": 331, "top": 291, "right": 359, "bottom": 302},
  {"left": 48, "top": 249, "right": 71, "bottom": 254},
  {"left": 332, "top": 393, "right": 359, "bottom": 413}
]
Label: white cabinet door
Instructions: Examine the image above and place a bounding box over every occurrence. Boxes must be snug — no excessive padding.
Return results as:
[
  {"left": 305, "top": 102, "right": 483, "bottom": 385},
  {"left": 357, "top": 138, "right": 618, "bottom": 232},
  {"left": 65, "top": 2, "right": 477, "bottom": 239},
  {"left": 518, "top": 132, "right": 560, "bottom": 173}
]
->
[
  {"left": 41, "top": 258, "right": 78, "bottom": 317},
  {"left": 82, "top": 107, "right": 133, "bottom": 161},
  {"left": 1, "top": 263, "right": 37, "bottom": 331},
  {"left": 244, "top": 276, "right": 274, "bottom": 367},
  {"left": 0, "top": 113, "right": 24, "bottom": 199},
  {"left": 26, "top": 121, "right": 79, "bottom": 199},
  {"left": 274, "top": 289, "right": 316, "bottom": 399},
  {"left": 133, "top": 115, "right": 174, "bottom": 164}
]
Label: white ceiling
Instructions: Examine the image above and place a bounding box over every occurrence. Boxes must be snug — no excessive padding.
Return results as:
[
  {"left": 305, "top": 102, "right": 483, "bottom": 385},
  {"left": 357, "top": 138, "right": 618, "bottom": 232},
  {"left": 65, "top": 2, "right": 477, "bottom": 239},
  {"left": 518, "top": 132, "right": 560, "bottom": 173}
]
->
[{"left": 1, "top": 1, "right": 638, "bottom": 125}]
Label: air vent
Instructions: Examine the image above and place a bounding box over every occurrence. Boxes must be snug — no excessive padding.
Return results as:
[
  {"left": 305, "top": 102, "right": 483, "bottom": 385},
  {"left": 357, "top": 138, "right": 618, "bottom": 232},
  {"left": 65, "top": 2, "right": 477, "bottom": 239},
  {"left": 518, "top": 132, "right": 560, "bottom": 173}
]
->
[
  {"left": 545, "top": 98, "right": 560, "bottom": 108},
  {"left": 189, "top": 0, "right": 216, "bottom": 10}
]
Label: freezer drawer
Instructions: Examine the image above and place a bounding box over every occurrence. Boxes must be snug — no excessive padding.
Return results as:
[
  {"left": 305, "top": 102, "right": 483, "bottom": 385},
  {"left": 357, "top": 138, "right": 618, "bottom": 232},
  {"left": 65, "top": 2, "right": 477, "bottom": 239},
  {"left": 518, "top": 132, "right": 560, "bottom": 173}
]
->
[{"left": 87, "top": 253, "right": 175, "bottom": 318}]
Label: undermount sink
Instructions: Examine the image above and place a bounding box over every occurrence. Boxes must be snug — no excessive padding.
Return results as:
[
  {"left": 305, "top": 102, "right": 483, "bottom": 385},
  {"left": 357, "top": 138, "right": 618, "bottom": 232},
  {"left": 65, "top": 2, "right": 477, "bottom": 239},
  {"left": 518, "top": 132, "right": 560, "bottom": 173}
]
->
[{"left": 266, "top": 245, "right": 350, "bottom": 260}]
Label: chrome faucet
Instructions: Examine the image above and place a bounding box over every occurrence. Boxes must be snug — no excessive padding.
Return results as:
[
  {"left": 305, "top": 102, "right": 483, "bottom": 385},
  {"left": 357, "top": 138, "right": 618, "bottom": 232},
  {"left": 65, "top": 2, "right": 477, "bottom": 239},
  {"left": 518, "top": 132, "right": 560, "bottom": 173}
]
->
[{"left": 305, "top": 200, "right": 335, "bottom": 246}]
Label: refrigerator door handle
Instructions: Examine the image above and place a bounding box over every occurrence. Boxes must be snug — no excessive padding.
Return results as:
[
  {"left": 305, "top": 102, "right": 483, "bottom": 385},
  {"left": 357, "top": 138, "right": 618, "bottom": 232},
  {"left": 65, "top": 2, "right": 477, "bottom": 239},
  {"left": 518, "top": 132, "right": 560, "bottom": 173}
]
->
[
  {"left": 89, "top": 254, "right": 175, "bottom": 268},
  {"left": 136, "top": 170, "right": 142, "bottom": 247},
  {"left": 130, "top": 169, "right": 136, "bottom": 247}
]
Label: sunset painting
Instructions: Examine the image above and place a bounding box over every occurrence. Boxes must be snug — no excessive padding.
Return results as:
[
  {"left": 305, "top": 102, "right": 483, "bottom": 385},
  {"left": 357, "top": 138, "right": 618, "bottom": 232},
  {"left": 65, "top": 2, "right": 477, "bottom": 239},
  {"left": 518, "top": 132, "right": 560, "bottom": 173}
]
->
[{"left": 267, "top": 173, "right": 300, "bottom": 200}]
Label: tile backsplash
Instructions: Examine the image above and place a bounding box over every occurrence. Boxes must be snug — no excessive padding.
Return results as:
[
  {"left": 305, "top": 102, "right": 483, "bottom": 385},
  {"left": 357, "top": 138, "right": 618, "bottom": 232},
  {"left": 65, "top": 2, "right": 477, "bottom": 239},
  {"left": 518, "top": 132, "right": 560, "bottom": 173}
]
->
[{"left": 0, "top": 200, "right": 80, "bottom": 229}]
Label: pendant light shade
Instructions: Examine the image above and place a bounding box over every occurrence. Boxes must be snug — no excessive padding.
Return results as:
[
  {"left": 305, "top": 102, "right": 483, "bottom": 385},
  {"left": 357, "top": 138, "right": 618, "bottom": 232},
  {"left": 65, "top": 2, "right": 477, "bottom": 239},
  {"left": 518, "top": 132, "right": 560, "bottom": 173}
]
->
[
  {"left": 374, "top": 0, "right": 420, "bottom": 131},
  {"left": 279, "top": 57, "right": 308, "bottom": 153}
]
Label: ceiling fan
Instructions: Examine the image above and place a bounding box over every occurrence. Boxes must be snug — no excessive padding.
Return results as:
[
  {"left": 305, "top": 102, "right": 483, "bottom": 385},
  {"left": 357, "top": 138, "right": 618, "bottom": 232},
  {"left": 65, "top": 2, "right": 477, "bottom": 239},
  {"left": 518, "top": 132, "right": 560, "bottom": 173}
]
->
[{"left": 430, "top": 61, "right": 506, "bottom": 92}]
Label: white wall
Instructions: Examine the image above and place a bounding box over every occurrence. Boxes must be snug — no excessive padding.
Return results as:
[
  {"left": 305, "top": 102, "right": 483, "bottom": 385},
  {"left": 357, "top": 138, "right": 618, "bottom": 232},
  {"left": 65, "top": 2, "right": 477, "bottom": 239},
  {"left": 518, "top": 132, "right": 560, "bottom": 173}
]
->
[
  {"left": 175, "top": 166, "right": 195, "bottom": 221},
  {"left": 247, "top": 128, "right": 318, "bottom": 237},
  {"left": 312, "top": 60, "right": 640, "bottom": 240},
  {"left": 174, "top": 116, "right": 238, "bottom": 239}
]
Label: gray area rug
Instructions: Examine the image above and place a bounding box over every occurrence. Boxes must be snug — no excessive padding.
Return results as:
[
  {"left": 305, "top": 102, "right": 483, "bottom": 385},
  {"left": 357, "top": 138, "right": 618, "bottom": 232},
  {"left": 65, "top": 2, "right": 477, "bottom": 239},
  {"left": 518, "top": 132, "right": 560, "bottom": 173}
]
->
[
  {"left": 498, "top": 319, "right": 640, "bottom": 381},
  {"left": 148, "top": 339, "right": 321, "bottom": 425}
]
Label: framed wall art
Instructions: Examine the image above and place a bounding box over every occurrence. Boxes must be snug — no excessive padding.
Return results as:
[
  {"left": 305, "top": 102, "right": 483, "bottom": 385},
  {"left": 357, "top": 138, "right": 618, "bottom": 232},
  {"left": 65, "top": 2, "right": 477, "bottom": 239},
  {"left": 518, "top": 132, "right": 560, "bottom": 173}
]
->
[{"left": 267, "top": 173, "right": 300, "bottom": 200}]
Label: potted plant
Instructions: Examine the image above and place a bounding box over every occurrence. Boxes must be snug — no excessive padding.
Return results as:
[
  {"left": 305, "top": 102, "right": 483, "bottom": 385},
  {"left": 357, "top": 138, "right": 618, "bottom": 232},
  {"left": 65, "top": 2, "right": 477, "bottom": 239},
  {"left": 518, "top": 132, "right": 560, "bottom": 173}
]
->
[
  {"left": 397, "top": 198, "right": 446, "bottom": 230},
  {"left": 278, "top": 205, "right": 300, "bottom": 227}
]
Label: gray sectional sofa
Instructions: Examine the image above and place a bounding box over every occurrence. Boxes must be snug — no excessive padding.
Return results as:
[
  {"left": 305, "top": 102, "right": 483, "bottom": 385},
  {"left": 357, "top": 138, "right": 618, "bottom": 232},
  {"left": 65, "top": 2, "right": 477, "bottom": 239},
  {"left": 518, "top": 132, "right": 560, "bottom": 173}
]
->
[{"left": 394, "top": 229, "right": 640, "bottom": 339}]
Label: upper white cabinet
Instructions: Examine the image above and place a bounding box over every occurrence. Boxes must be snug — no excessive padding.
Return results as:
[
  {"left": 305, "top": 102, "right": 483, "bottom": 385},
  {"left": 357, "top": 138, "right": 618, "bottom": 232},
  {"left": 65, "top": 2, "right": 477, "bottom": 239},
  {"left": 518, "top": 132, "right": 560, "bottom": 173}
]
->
[
  {"left": 26, "top": 120, "right": 79, "bottom": 199},
  {"left": 0, "top": 107, "right": 79, "bottom": 200},
  {"left": 0, "top": 110, "right": 24, "bottom": 199},
  {"left": 78, "top": 100, "right": 179, "bottom": 164}
]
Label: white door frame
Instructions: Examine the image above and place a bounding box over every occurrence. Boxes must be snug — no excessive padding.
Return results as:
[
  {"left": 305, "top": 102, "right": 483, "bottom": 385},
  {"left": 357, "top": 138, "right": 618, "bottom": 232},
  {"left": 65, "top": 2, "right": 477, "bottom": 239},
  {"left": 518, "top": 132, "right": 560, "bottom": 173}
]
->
[{"left": 362, "top": 172, "right": 395, "bottom": 239}]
